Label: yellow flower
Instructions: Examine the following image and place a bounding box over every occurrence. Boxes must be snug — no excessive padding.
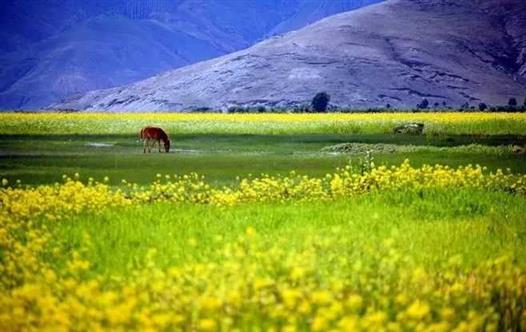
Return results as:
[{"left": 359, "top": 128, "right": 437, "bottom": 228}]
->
[
  {"left": 406, "top": 300, "right": 430, "bottom": 320},
  {"left": 245, "top": 226, "right": 255, "bottom": 237},
  {"left": 346, "top": 294, "right": 363, "bottom": 312},
  {"left": 197, "top": 319, "right": 216, "bottom": 331}
]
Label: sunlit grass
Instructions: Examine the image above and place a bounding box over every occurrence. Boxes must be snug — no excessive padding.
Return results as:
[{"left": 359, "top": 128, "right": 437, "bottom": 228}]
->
[{"left": 55, "top": 189, "right": 526, "bottom": 275}]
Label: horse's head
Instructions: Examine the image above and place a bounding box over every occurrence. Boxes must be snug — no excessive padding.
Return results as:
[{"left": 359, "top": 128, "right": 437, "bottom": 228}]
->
[{"left": 164, "top": 139, "right": 171, "bottom": 153}]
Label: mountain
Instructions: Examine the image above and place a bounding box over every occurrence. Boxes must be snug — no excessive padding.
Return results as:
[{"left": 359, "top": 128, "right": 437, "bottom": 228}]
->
[
  {"left": 0, "top": 0, "right": 381, "bottom": 110},
  {"left": 56, "top": 0, "right": 526, "bottom": 112},
  {"left": 267, "top": 0, "right": 384, "bottom": 37}
]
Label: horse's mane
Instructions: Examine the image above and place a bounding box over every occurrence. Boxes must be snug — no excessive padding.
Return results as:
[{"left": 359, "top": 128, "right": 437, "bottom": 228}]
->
[{"left": 158, "top": 128, "right": 169, "bottom": 142}]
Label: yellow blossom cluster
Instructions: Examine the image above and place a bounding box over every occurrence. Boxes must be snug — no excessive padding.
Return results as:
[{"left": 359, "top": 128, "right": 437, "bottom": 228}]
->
[
  {"left": 5, "top": 161, "right": 523, "bottom": 211},
  {"left": 1, "top": 177, "right": 129, "bottom": 221},
  {"left": 122, "top": 161, "right": 526, "bottom": 206},
  {"left": 1, "top": 163, "right": 526, "bottom": 331}
]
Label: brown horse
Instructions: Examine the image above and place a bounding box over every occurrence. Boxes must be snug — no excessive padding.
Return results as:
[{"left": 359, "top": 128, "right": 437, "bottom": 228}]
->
[{"left": 139, "top": 126, "right": 171, "bottom": 153}]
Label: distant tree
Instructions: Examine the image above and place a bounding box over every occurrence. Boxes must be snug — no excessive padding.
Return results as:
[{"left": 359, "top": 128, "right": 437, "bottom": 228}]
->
[
  {"left": 478, "top": 103, "right": 488, "bottom": 111},
  {"left": 523, "top": 97, "right": 526, "bottom": 107},
  {"left": 417, "top": 99, "right": 429, "bottom": 109},
  {"left": 311, "top": 92, "right": 330, "bottom": 112},
  {"left": 257, "top": 106, "right": 266, "bottom": 113},
  {"left": 385, "top": 104, "right": 391, "bottom": 109},
  {"left": 508, "top": 98, "right": 517, "bottom": 107},
  {"left": 460, "top": 102, "right": 470, "bottom": 110},
  {"left": 433, "top": 102, "right": 440, "bottom": 108}
]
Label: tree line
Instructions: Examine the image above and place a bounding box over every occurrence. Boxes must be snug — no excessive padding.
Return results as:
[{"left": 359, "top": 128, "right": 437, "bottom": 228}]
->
[{"left": 224, "top": 93, "right": 526, "bottom": 113}]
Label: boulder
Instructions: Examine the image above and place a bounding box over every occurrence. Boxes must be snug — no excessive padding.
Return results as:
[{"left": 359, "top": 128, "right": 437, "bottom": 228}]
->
[{"left": 393, "top": 123, "right": 425, "bottom": 135}]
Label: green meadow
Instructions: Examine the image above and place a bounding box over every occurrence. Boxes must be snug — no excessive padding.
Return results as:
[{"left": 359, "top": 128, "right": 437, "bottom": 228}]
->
[
  {"left": 54, "top": 189, "right": 526, "bottom": 276},
  {"left": 1, "top": 133, "right": 525, "bottom": 185},
  {"left": 1, "top": 113, "right": 526, "bottom": 331}
]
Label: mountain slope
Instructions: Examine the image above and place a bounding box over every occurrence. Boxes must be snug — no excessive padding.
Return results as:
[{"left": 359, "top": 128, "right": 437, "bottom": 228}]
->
[
  {"left": 267, "top": 0, "right": 383, "bottom": 37},
  {"left": 57, "top": 0, "right": 526, "bottom": 112},
  {"left": 0, "top": 0, "right": 381, "bottom": 109}
]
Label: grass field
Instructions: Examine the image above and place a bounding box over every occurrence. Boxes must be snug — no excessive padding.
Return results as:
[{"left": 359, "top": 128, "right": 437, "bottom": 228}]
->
[
  {"left": 1, "top": 133, "right": 526, "bottom": 185},
  {"left": 1, "top": 113, "right": 526, "bottom": 331},
  {"left": 1, "top": 112, "right": 525, "bottom": 185}
]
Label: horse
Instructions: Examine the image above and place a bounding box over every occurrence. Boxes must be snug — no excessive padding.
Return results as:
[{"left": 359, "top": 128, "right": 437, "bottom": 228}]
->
[{"left": 139, "top": 126, "right": 171, "bottom": 153}]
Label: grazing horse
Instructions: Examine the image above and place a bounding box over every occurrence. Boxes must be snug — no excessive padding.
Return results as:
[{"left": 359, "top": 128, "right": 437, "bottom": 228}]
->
[{"left": 139, "top": 126, "right": 170, "bottom": 153}]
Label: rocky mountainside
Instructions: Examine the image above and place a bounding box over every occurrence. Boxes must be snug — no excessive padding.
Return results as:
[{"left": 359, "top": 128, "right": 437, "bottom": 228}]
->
[
  {"left": 56, "top": 0, "right": 526, "bottom": 112},
  {"left": 0, "top": 0, "right": 380, "bottom": 109},
  {"left": 267, "top": 0, "right": 384, "bottom": 37}
]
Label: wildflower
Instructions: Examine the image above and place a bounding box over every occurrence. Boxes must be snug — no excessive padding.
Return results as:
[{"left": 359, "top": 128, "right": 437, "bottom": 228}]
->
[
  {"left": 197, "top": 319, "right": 216, "bottom": 331},
  {"left": 406, "top": 300, "right": 430, "bottom": 320},
  {"left": 346, "top": 294, "right": 363, "bottom": 312},
  {"left": 246, "top": 226, "right": 255, "bottom": 237}
]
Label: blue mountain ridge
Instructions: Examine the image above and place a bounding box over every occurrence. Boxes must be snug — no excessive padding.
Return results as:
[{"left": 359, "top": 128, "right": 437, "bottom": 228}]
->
[
  {"left": 55, "top": 0, "right": 526, "bottom": 112},
  {"left": 0, "top": 0, "right": 382, "bottom": 109}
]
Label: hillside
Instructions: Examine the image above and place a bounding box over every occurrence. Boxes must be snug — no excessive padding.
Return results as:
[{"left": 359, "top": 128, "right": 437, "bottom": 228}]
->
[
  {"left": 0, "top": 0, "right": 380, "bottom": 109},
  {"left": 56, "top": 0, "right": 526, "bottom": 111}
]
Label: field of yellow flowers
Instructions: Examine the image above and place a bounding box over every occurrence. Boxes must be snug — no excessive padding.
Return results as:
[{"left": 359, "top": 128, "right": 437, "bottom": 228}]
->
[
  {"left": 1, "top": 160, "right": 526, "bottom": 331},
  {"left": 1, "top": 112, "right": 526, "bottom": 135}
]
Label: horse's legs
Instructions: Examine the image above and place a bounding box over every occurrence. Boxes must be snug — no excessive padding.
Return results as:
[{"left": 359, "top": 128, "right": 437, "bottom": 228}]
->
[
  {"left": 158, "top": 139, "right": 162, "bottom": 152},
  {"left": 143, "top": 139, "right": 147, "bottom": 153}
]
